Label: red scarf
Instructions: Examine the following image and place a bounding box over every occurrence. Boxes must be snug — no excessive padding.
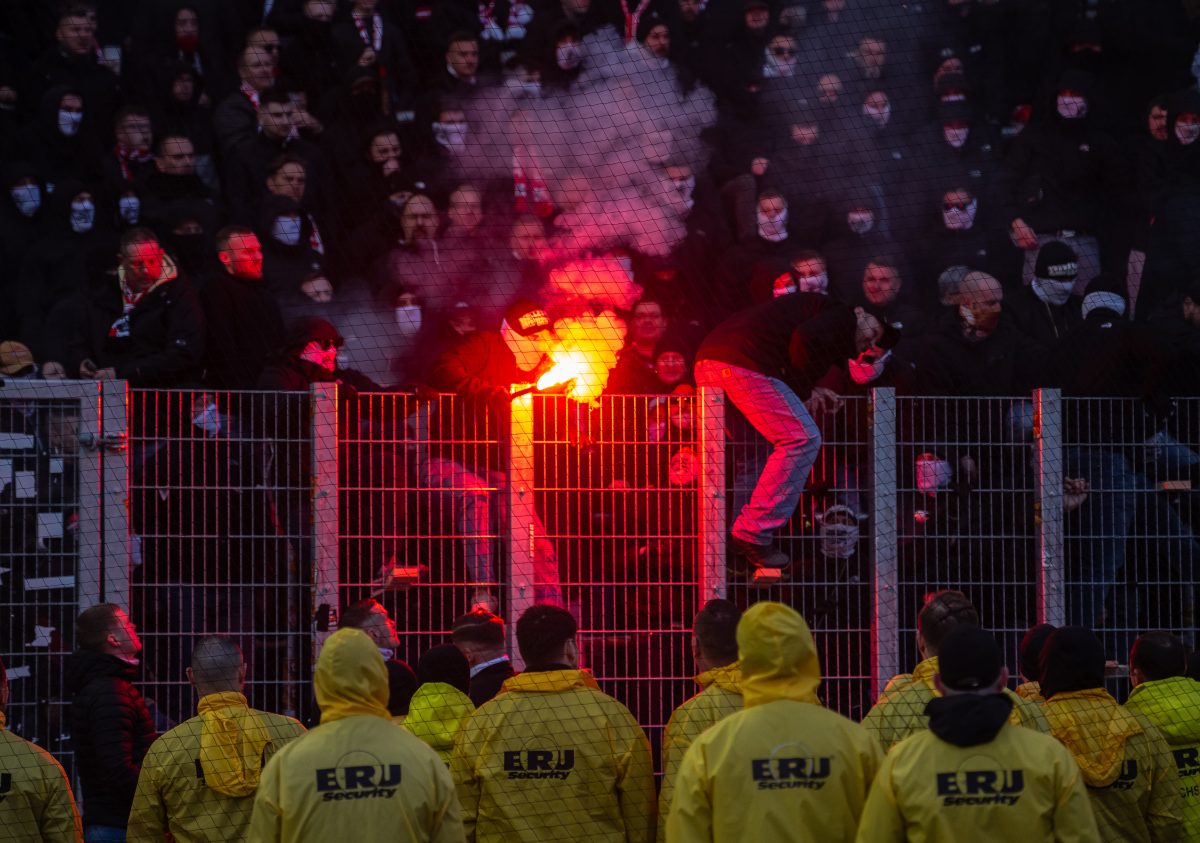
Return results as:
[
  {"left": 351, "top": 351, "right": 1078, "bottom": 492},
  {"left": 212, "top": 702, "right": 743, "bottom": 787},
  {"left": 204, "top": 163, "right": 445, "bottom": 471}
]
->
[
  {"left": 620, "top": 0, "right": 654, "bottom": 43},
  {"left": 512, "top": 146, "right": 554, "bottom": 218}
]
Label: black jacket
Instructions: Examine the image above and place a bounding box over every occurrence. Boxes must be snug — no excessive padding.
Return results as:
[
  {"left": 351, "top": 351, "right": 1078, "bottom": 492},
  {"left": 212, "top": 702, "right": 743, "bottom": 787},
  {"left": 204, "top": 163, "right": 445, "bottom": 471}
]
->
[
  {"left": 201, "top": 271, "right": 286, "bottom": 389},
  {"left": 64, "top": 649, "right": 157, "bottom": 829},
  {"left": 468, "top": 658, "right": 515, "bottom": 707}
]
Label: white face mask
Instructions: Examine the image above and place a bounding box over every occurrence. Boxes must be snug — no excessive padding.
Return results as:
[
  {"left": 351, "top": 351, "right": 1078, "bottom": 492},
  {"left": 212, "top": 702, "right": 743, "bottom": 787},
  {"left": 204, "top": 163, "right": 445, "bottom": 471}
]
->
[
  {"left": 70, "top": 200, "right": 95, "bottom": 233},
  {"left": 191, "top": 402, "right": 222, "bottom": 436},
  {"left": 863, "top": 103, "right": 891, "bottom": 128},
  {"left": 11, "top": 184, "right": 40, "bottom": 216},
  {"left": 273, "top": 215, "right": 303, "bottom": 246},
  {"left": 797, "top": 271, "right": 828, "bottom": 295},
  {"left": 1032, "top": 277, "right": 1074, "bottom": 307},
  {"left": 847, "top": 210, "right": 874, "bottom": 235},
  {"left": 395, "top": 304, "right": 422, "bottom": 336},
  {"left": 1175, "top": 121, "right": 1200, "bottom": 146},
  {"left": 556, "top": 42, "right": 583, "bottom": 70},
  {"left": 119, "top": 195, "right": 140, "bottom": 225},
  {"left": 300, "top": 341, "right": 338, "bottom": 371},
  {"left": 847, "top": 348, "right": 891, "bottom": 384},
  {"left": 1056, "top": 95, "right": 1087, "bottom": 120},
  {"left": 756, "top": 207, "right": 789, "bottom": 242},
  {"left": 58, "top": 109, "right": 83, "bottom": 136},
  {"left": 819, "top": 507, "right": 860, "bottom": 558},
  {"left": 915, "top": 453, "right": 953, "bottom": 494},
  {"left": 942, "top": 198, "right": 977, "bottom": 231},
  {"left": 943, "top": 125, "right": 969, "bottom": 148},
  {"left": 764, "top": 50, "right": 797, "bottom": 78},
  {"left": 433, "top": 121, "right": 470, "bottom": 150}
]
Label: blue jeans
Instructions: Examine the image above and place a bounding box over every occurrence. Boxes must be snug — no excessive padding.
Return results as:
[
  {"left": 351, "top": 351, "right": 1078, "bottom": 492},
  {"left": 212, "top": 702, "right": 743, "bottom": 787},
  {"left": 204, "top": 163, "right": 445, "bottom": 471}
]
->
[
  {"left": 85, "top": 826, "right": 126, "bottom": 842},
  {"left": 696, "top": 361, "right": 822, "bottom": 545}
]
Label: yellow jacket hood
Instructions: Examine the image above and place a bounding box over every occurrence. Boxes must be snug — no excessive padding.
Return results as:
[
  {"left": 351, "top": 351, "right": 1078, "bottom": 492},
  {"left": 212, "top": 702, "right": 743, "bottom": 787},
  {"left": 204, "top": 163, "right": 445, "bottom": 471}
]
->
[
  {"left": 404, "top": 682, "right": 475, "bottom": 763},
  {"left": 315, "top": 628, "right": 391, "bottom": 724},
  {"left": 737, "top": 602, "right": 821, "bottom": 708},
  {"left": 1125, "top": 676, "right": 1200, "bottom": 745},
  {"left": 696, "top": 661, "right": 742, "bottom": 694},
  {"left": 501, "top": 667, "right": 600, "bottom": 694},
  {"left": 197, "top": 691, "right": 273, "bottom": 797},
  {"left": 1044, "top": 689, "right": 1143, "bottom": 786}
]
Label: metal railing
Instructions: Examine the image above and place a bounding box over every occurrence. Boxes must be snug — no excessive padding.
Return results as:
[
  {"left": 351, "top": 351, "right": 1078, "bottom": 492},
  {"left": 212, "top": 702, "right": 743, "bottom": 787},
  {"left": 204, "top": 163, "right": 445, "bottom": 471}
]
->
[{"left": 2, "top": 382, "right": 1196, "bottom": 768}]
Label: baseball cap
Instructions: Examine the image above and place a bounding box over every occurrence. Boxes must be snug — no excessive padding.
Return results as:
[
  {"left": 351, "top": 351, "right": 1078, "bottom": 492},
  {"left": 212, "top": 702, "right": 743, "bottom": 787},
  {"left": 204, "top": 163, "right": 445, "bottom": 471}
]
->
[
  {"left": 0, "top": 341, "right": 35, "bottom": 375},
  {"left": 503, "top": 299, "right": 552, "bottom": 337},
  {"left": 937, "top": 625, "right": 1002, "bottom": 691}
]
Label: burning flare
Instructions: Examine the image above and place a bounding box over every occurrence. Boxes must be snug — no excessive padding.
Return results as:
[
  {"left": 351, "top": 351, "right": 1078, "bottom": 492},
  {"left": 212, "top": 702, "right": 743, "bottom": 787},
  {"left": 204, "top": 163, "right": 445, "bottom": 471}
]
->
[{"left": 536, "top": 311, "right": 627, "bottom": 404}]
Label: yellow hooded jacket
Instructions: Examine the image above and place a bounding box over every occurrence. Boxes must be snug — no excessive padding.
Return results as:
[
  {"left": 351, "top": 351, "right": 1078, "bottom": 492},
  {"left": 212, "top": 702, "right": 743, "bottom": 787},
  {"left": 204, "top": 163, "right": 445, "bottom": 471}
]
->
[
  {"left": 404, "top": 682, "right": 476, "bottom": 765},
  {"left": 450, "top": 667, "right": 656, "bottom": 843},
  {"left": 128, "top": 691, "right": 305, "bottom": 842},
  {"left": 666, "top": 603, "right": 883, "bottom": 843},
  {"left": 856, "top": 718, "right": 1100, "bottom": 842},
  {"left": 1125, "top": 676, "right": 1200, "bottom": 841},
  {"left": 0, "top": 710, "right": 82, "bottom": 842},
  {"left": 1044, "top": 689, "right": 1183, "bottom": 843},
  {"left": 1014, "top": 680, "right": 1045, "bottom": 704},
  {"left": 862, "top": 657, "right": 1050, "bottom": 751},
  {"left": 248, "top": 629, "right": 465, "bottom": 843},
  {"left": 658, "top": 661, "right": 743, "bottom": 840}
]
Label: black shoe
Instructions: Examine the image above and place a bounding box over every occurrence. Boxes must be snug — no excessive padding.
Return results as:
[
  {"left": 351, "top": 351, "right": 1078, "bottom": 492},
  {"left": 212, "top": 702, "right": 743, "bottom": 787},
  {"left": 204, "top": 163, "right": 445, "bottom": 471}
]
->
[{"left": 732, "top": 538, "right": 790, "bottom": 569}]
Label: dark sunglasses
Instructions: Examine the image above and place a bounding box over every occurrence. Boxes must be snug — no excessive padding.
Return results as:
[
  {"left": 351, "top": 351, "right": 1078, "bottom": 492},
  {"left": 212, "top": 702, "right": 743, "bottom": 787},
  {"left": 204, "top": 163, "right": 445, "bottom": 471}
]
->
[
  {"left": 772, "top": 47, "right": 797, "bottom": 57},
  {"left": 943, "top": 200, "right": 972, "bottom": 211}
]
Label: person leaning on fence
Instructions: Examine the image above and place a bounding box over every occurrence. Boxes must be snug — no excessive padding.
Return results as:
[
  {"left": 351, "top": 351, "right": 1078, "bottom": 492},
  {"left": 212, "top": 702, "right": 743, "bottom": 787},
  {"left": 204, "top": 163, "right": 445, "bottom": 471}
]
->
[
  {"left": 65, "top": 603, "right": 158, "bottom": 842},
  {"left": 666, "top": 601, "right": 882, "bottom": 842},
  {"left": 1123, "top": 631, "right": 1200, "bottom": 840},
  {"left": 856, "top": 625, "right": 1101, "bottom": 843},
  {"left": 247, "top": 628, "right": 464, "bottom": 843},
  {"left": 862, "top": 590, "right": 1049, "bottom": 752},
  {"left": 338, "top": 599, "right": 419, "bottom": 717},
  {"left": 403, "top": 645, "right": 475, "bottom": 764},
  {"left": 0, "top": 655, "right": 83, "bottom": 843},
  {"left": 127, "top": 637, "right": 306, "bottom": 842},
  {"left": 1014, "top": 623, "right": 1057, "bottom": 704},
  {"left": 451, "top": 608, "right": 514, "bottom": 707},
  {"left": 1039, "top": 626, "right": 1184, "bottom": 842},
  {"left": 450, "top": 604, "right": 656, "bottom": 843},
  {"left": 658, "top": 599, "right": 744, "bottom": 840}
]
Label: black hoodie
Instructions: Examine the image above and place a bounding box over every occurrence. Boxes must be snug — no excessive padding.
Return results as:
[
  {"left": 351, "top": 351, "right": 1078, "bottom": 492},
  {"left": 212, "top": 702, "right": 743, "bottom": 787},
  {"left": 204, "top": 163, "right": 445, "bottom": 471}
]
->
[
  {"left": 0, "top": 161, "right": 44, "bottom": 336},
  {"left": 64, "top": 648, "right": 157, "bottom": 829},
  {"left": 17, "top": 84, "right": 104, "bottom": 189},
  {"left": 257, "top": 193, "right": 325, "bottom": 298}
]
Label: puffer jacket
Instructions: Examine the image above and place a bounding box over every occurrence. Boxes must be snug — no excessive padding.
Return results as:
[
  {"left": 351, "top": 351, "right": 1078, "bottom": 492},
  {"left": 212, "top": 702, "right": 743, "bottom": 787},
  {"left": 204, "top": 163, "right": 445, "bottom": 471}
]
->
[
  {"left": 450, "top": 667, "right": 656, "bottom": 843},
  {"left": 248, "top": 628, "right": 463, "bottom": 843},
  {"left": 1044, "top": 689, "right": 1183, "bottom": 842},
  {"left": 127, "top": 691, "right": 306, "bottom": 842},
  {"left": 64, "top": 649, "right": 158, "bottom": 829},
  {"left": 862, "top": 656, "right": 1050, "bottom": 751},
  {"left": 1124, "top": 676, "right": 1200, "bottom": 841},
  {"left": 658, "top": 661, "right": 743, "bottom": 840},
  {"left": 403, "top": 682, "right": 475, "bottom": 764},
  {"left": 666, "top": 603, "right": 882, "bottom": 842}
]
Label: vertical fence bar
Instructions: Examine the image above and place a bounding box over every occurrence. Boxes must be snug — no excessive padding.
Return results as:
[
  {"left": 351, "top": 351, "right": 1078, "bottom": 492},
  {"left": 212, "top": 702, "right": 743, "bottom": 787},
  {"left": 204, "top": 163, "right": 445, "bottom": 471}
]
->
[
  {"left": 1034, "top": 388, "right": 1065, "bottom": 627},
  {"left": 70, "top": 382, "right": 103, "bottom": 610},
  {"left": 871, "top": 387, "right": 898, "bottom": 698},
  {"left": 697, "top": 386, "right": 727, "bottom": 604},
  {"left": 311, "top": 384, "right": 340, "bottom": 662},
  {"left": 100, "top": 381, "right": 130, "bottom": 606},
  {"left": 508, "top": 393, "right": 536, "bottom": 670}
]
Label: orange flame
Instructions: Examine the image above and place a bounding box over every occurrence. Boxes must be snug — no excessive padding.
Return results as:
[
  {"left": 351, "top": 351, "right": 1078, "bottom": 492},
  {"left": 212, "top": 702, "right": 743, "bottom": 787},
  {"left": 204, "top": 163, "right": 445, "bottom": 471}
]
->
[
  {"left": 535, "top": 311, "right": 627, "bottom": 405},
  {"left": 537, "top": 350, "right": 587, "bottom": 392}
]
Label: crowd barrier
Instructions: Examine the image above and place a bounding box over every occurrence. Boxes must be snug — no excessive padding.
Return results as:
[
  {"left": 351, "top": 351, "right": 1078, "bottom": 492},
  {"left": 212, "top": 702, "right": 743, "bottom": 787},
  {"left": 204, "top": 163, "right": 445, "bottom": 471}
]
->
[{"left": 1, "top": 382, "right": 1196, "bottom": 778}]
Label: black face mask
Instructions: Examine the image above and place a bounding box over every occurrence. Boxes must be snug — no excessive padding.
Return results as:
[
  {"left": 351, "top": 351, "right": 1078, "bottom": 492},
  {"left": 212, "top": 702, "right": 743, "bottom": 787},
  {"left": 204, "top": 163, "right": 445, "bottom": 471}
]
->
[{"left": 169, "top": 233, "right": 207, "bottom": 266}]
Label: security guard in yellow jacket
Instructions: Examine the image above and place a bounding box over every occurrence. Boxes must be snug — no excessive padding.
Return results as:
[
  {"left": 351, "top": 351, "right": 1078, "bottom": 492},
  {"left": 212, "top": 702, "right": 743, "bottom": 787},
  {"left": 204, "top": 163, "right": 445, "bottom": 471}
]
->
[
  {"left": 0, "top": 655, "right": 82, "bottom": 842},
  {"left": 1124, "top": 631, "right": 1200, "bottom": 841},
  {"left": 1041, "top": 626, "right": 1183, "bottom": 843},
  {"left": 248, "top": 628, "right": 464, "bottom": 843},
  {"left": 658, "top": 599, "right": 744, "bottom": 840},
  {"left": 666, "top": 602, "right": 882, "bottom": 842},
  {"left": 127, "top": 637, "right": 305, "bottom": 842},
  {"left": 857, "top": 625, "right": 1100, "bottom": 842},
  {"left": 863, "top": 591, "right": 1048, "bottom": 751},
  {"left": 450, "top": 604, "right": 656, "bottom": 843}
]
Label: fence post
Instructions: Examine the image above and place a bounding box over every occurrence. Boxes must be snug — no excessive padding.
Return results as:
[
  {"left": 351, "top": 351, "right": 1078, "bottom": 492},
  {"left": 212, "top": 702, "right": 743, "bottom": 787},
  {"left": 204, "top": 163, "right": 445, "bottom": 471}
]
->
[
  {"left": 508, "top": 393, "right": 537, "bottom": 670},
  {"left": 1034, "top": 389, "right": 1065, "bottom": 626},
  {"left": 100, "top": 381, "right": 131, "bottom": 606},
  {"left": 871, "top": 387, "right": 898, "bottom": 698},
  {"left": 697, "top": 387, "right": 727, "bottom": 604},
  {"left": 310, "top": 385, "right": 340, "bottom": 666}
]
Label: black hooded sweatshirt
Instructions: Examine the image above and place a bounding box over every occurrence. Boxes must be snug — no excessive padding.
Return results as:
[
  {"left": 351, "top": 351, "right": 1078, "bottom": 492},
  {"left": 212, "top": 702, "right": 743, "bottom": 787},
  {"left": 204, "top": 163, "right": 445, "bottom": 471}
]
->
[
  {"left": 257, "top": 193, "right": 325, "bottom": 299},
  {"left": 17, "top": 84, "right": 104, "bottom": 188}
]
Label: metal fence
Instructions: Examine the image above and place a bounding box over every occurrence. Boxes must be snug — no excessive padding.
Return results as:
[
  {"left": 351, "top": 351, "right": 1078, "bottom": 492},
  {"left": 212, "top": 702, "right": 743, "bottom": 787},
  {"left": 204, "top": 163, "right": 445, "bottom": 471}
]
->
[{"left": 2, "top": 382, "right": 1197, "bottom": 771}]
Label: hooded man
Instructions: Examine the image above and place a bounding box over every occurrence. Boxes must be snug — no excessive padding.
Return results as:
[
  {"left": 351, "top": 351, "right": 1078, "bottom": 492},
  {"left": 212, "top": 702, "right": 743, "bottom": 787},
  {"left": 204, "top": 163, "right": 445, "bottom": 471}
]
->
[
  {"left": 403, "top": 645, "right": 476, "bottom": 764},
  {"left": 1040, "top": 626, "right": 1184, "bottom": 842},
  {"left": 1124, "top": 632, "right": 1200, "bottom": 840},
  {"left": 65, "top": 603, "right": 158, "bottom": 840},
  {"left": 1006, "top": 240, "right": 1084, "bottom": 347},
  {"left": 248, "top": 628, "right": 464, "bottom": 842},
  {"left": 450, "top": 604, "right": 656, "bottom": 843},
  {"left": 127, "top": 637, "right": 306, "bottom": 842},
  {"left": 667, "top": 602, "right": 881, "bottom": 841},
  {"left": 658, "top": 599, "right": 744, "bottom": 840},
  {"left": 862, "top": 590, "right": 1048, "bottom": 752},
  {"left": 856, "top": 626, "right": 1100, "bottom": 843}
]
